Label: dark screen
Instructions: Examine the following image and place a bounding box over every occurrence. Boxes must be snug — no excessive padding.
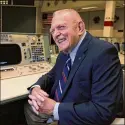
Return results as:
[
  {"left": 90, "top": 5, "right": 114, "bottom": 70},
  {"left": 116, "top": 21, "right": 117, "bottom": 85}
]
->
[
  {"left": 2, "top": 6, "right": 36, "bottom": 33},
  {"left": 0, "top": 44, "right": 22, "bottom": 66},
  {"left": 13, "top": 0, "right": 34, "bottom": 5}
]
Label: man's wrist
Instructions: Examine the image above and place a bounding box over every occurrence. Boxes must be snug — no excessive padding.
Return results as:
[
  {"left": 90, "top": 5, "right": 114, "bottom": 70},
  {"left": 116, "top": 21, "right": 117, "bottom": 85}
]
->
[
  {"left": 29, "top": 85, "right": 40, "bottom": 94},
  {"left": 31, "top": 85, "right": 40, "bottom": 89}
]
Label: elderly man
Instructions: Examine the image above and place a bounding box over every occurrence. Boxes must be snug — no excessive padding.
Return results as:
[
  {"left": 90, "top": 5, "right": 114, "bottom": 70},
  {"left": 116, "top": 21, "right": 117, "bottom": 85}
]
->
[{"left": 24, "top": 9, "right": 123, "bottom": 125}]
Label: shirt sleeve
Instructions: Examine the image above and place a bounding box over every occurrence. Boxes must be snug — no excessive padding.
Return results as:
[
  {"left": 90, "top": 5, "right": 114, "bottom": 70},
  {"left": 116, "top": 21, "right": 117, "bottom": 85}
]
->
[{"left": 53, "top": 103, "right": 60, "bottom": 120}]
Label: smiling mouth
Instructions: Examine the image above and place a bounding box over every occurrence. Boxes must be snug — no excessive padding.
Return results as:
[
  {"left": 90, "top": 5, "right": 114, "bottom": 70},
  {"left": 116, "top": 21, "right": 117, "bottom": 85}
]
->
[{"left": 58, "top": 38, "right": 66, "bottom": 43}]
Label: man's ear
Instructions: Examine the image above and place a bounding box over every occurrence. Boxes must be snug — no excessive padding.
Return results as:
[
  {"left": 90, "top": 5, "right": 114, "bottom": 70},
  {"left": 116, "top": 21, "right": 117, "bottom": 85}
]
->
[{"left": 78, "top": 21, "right": 85, "bottom": 35}]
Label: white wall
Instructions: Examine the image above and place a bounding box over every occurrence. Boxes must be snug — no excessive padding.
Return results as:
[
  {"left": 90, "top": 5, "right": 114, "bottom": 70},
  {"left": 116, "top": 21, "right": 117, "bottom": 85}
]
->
[{"left": 79, "top": 8, "right": 124, "bottom": 37}]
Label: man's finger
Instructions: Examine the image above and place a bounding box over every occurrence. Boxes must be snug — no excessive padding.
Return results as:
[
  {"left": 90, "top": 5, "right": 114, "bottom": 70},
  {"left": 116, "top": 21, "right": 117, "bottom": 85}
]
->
[
  {"left": 29, "top": 93, "right": 45, "bottom": 102},
  {"left": 39, "top": 90, "right": 49, "bottom": 97},
  {"left": 32, "top": 100, "right": 39, "bottom": 110},
  {"left": 28, "top": 99, "right": 33, "bottom": 105},
  {"left": 37, "top": 101, "right": 44, "bottom": 107},
  {"left": 36, "top": 94, "right": 45, "bottom": 102},
  {"left": 28, "top": 100, "right": 39, "bottom": 115},
  {"left": 32, "top": 106, "right": 39, "bottom": 115},
  {"left": 29, "top": 94, "right": 37, "bottom": 100}
]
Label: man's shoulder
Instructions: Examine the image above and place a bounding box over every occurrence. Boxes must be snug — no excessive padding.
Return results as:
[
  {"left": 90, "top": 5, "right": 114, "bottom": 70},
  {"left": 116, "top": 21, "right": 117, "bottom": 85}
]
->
[
  {"left": 85, "top": 32, "right": 114, "bottom": 51},
  {"left": 90, "top": 36, "right": 115, "bottom": 52},
  {"left": 86, "top": 35, "right": 118, "bottom": 60}
]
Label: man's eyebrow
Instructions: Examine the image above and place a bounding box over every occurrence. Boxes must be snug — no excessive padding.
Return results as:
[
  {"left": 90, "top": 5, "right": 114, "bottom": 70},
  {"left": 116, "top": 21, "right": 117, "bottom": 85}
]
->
[
  {"left": 60, "top": 23, "right": 67, "bottom": 26},
  {"left": 57, "top": 24, "right": 66, "bottom": 27}
]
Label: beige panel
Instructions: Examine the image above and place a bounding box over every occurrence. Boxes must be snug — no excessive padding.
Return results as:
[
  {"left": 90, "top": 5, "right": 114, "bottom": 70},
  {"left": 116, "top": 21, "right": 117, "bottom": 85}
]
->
[
  {"left": 111, "top": 118, "right": 124, "bottom": 125},
  {"left": 88, "top": 29, "right": 124, "bottom": 37},
  {"left": 1, "top": 73, "right": 46, "bottom": 101},
  {"left": 103, "top": 1, "right": 116, "bottom": 37},
  {"left": 34, "top": 0, "right": 43, "bottom": 33},
  {"left": 41, "top": 1, "right": 105, "bottom": 12}
]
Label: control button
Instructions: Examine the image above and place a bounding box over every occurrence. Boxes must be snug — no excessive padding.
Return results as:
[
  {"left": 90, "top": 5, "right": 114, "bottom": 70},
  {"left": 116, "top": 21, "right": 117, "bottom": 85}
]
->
[{"left": 22, "top": 43, "right": 26, "bottom": 46}]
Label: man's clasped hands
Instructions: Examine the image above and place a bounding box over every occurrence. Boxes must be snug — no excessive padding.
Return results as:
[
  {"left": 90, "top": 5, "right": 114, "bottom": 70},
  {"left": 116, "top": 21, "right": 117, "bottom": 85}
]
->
[{"left": 28, "top": 87, "right": 57, "bottom": 115}]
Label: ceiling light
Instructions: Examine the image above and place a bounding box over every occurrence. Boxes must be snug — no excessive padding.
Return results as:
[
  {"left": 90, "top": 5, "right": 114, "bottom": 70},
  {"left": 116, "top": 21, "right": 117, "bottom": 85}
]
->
[{"left": 81, "top": 7, "right": 98, "bottom": 10}]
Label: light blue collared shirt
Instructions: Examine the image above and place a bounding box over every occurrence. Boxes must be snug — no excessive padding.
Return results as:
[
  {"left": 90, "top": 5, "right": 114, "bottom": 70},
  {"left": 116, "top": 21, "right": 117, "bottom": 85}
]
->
[{"left": 53, "top": 31, "right": 87, "bottom": 121}]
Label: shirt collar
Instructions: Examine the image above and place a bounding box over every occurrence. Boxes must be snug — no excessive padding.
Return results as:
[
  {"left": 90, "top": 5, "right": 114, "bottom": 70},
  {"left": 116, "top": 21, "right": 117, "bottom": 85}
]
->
[{"left": 70, "top": 31, "right": 87, "bottom": 64}]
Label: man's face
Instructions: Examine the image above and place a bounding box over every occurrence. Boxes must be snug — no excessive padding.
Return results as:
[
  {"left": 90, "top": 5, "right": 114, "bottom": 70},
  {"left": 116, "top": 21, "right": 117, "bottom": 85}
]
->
[{"left": 50, "top": 14, "right": 80, "bottom": 53}]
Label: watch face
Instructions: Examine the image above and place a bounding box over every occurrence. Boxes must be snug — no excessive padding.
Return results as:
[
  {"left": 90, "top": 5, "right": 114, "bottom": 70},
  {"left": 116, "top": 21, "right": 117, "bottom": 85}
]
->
[{"left": 54, "top": 0, "right": 59, "bottom": 6}]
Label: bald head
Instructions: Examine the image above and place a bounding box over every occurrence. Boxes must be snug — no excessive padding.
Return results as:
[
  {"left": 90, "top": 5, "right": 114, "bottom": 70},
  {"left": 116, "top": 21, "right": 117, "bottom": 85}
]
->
[
  {"left": 53, "top": 9, "right": 83, "bottom": 24},
  {"left": 50, "top": 9, "right": 85, "bottom": 53}
]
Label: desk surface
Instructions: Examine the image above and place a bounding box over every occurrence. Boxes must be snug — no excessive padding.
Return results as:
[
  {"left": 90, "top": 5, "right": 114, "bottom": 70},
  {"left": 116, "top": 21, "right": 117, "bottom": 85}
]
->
[
  {"left": 119, "top": 54, "right": 124, "bottom": 65},
  {"left": 111, "top": 118, "right": 124, "bottom": 125},
  {"left": 0, "top": 72, "right": 47, "bottom": 103}
]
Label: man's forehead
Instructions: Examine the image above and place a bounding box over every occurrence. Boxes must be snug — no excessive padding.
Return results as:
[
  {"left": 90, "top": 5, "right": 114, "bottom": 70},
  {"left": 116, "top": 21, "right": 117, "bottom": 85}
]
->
[
  {"left": 51, "top": 19, "right": 67, "bottom": 28},
  {"left": 51, "top": 14, "right": 72, "bottom": 26},
  {"left": 54, "top": 11, "right": 71, "bottom": 17},
  {"left": 52, "top": 11, "right": 73, "bottom": 22}
]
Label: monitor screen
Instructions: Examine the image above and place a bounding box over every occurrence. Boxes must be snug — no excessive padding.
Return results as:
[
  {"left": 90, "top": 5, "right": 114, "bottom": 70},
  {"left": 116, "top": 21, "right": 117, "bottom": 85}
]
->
[
  {"left": 0, "top": 44, "right": 22, "bottom": 66},
  {"left": 2, "top": 6, "right": 36, "bottom": 33}
]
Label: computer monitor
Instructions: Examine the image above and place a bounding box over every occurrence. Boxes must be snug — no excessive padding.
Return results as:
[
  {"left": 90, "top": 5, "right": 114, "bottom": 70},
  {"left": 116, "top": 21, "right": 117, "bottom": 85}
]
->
[{"left": 0, "top": 44, "right": 21, "bottom": 66}]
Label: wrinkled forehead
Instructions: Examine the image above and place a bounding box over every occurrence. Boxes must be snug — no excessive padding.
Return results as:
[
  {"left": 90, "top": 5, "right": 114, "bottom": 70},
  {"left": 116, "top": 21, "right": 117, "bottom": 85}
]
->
[{"left": 50, "top": 13, "right": 73, "bottom": 29}]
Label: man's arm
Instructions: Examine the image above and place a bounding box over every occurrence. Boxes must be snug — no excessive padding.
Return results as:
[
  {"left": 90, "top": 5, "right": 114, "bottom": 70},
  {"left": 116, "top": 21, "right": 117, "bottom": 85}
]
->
[
  {"left": 28, "top": 52, "right": 61, "bottom": 94},
  {"left": 58, "top": 47, "right": 123, "bottom": 125},
  {"left": 27, "top": 54, "right": 61, "bottom": 115},
  {"left": 27, "top": 64, "right": 55, "bottom": 94}
]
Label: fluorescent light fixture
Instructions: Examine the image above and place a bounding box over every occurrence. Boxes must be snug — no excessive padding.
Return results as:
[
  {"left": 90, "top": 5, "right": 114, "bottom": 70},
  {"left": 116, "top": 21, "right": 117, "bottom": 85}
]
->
[{"left": 81, "top": 6, "right": 98, "bottom": 10}]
